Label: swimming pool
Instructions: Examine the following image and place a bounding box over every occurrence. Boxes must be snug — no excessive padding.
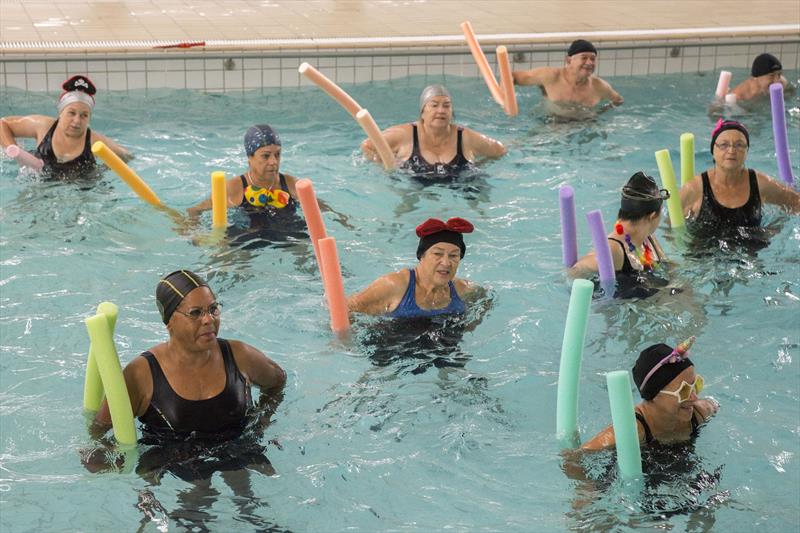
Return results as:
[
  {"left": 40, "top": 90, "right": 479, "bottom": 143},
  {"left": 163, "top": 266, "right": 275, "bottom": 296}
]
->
[{"left": 1, "top": 69, "right": 798, "bottom": 531}]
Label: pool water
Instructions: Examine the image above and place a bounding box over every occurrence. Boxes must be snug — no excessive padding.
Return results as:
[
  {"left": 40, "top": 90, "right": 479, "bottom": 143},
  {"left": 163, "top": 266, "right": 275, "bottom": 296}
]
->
[{"left": 1, "top": 69, "right": 798, "bottom": 532}]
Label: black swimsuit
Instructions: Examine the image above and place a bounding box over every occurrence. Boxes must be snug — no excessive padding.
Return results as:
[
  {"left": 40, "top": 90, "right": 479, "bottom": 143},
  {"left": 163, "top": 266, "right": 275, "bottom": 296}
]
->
[
  {"left": 607, "top": 236, "right": 660, "bottom": 275},
  {"left": 696, "top": 169, "right": 762, "bottom": 228},
  {"left": 635, "top": 411, "right": 700, "bottom": 445},
  {"left": 402, "top": 124, "right": 470, "bottom": 178},
  {"left": 34, "top": 120, "right": 96, "bottom": 178},
  {"left": 138, "top": 339, "right": 252, "bottom": 441},
  {"left": 238, "top": 172, "right": 297, "bottom": 211}
]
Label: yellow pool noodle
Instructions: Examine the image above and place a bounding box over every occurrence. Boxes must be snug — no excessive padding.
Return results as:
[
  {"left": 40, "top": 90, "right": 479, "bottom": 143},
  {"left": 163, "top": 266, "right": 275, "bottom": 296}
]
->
[
  {"left": 91, "top": 141, "right": 162, "bottom": 207},
  {"left": 83, "top": 301, "right": 118, "bottom": 411},
  {"left": 85, "top": 312, "right": 137, "bottom": 445},
  {"left": 654, "top": 149, "right": 685, "bottom": 229},
  {"left": 680, "top": 133, "right": 695, "bottom": 187},
  {"left": 211, "top": 171, "right": 228, "bottom": 228}
]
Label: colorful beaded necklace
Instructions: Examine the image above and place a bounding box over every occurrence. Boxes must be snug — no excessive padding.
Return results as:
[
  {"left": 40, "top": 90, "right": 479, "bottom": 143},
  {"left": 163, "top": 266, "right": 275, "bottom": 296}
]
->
[{"left": 615, "top": 222, "right": 654, "bottom": 270}]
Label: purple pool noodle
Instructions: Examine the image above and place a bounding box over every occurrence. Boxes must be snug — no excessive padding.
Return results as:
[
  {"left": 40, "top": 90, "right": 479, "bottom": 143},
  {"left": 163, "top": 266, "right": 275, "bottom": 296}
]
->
[
  {"left": 586, "top": 209, "right": 615, "bottom": 284},
  {"left": 770, "top": 83, "right": 795, "bottom": 188},
  {"left": 559, "top": 186, "right": 578, "bottom": 267}
]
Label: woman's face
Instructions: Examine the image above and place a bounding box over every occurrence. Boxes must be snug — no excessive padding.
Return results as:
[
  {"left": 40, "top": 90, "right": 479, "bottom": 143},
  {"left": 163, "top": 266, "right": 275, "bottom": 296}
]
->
[
  {"left": 248, "top": 144, "right": 281, "bottom": 182},
  {"left": 167, "top": 287, "right": 220, "bottom": 350},
  {"left": 713, "top": 129, "right": 748, "bottom": 171},
  {"left": 654, "top": 366, "right": 698, "bottom": 421},
  {"left": 57, "top": 102, "right": 91, "bottom": 138},
  {"left": 418, "top": 241, "right": 461, "bottom": 287},
  {"left": 420, "top": 96, "right": 453, "bottom": 127}
]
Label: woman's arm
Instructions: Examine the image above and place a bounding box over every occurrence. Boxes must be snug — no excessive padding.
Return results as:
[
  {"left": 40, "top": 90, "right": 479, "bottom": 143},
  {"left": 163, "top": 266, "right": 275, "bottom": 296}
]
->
[
  {"left": 91, "top": 131, "right": 132, "bottom": 161},
  {"left": 756, "top": 171, "right": 800, "bottom": 214},
  {"left": 92, "top": 355, "right": 152, "bottom": 432},
  {"left": 463, "top": 128, "right": 507, "bottom": 161},
  {"left": 347, "top": 271, "right": 408, "bottom": 315},
  {"left": 0, "top": 115, "right": 53, "bottom": 147}
]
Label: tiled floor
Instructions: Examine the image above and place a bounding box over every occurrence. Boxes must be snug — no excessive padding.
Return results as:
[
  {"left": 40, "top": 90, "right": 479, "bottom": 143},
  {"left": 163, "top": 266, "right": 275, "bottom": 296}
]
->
[{"left": 0, "top": 0, "right": 798, "bottom": 45}]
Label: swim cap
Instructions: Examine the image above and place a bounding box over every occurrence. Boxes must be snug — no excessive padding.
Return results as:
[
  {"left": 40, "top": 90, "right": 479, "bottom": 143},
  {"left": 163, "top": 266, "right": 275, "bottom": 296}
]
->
[
  {"left": 751, "top": 53, "right": 782, "bottom": 77},
  {"left": 244, "top": 124, "right": 281, "bottom": 157},
  {"left": 710, "top": 118, "right": 749, "bottom": 155},
  {"left": 419, "top": 84, "right": 451, "bottom": 114},
  {"left": 57, "top": 75, "right": 96, "bottom": 113},
  {"left": 156, "top": 269, "right": 210, "bottom": 324},
  {"left": 415, "top": 217, "right": 474, "bottom": 260},
  {"left": 567, "top": 39, "right": 597, "bottom": 57},
  {"left": 632, "top": 342, "right": 694, "bottom": 400},
  {"left": 620, "top": 171, "right": 668, "bottom": 215}
]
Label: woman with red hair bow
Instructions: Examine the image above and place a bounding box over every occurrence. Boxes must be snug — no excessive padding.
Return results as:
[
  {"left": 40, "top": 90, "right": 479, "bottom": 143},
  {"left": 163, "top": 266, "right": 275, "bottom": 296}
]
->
[{"left": 347, "top": 217, "right": 480, "bottom": 317}]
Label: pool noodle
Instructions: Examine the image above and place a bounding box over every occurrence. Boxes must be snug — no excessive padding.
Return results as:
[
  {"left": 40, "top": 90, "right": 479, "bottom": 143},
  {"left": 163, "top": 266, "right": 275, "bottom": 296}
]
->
[
  {"left": 85, "top": 311, "right": 137, "bottom": 446},
  {"left": 496, "top": 46, "right": 518, "bottom": 116},
  {"left": 556, "top": 278, "right": 594, "bottom": 448},
  {"left": 724, "top": 93, "right": 737, "bottom": 107},
  {"left": 355, "top": 109, "right": 395, "bottom": 170},
  {"left": 559, "top": 186, "right": 578, "bottom": 267},
  {"left": 211, "top": 171, "right": 227, "bottom": 228},
  {"left": 318, "top": 237, "right": 350, "bottom": 333},
  {"left": 714, "top": 70, "right": 731, "bottom": 100},
  {"left": 654, "top": 149, "right": 685, "bottom": 228},
  {"left": 5, "top": 144, "right": 44, "bottom": 171},
  {"left": 298, "top": 63, "right": 362, "bottom": 118},
  {"left": 770, "top": 82, "right": 796, "bottom": 187},
  {"left": 91, "top": 141, "right": 162, "bottom": 207},
  {"left": 606, "top": 370, "right": 643, "bottom": 479},
  {"left": 586, "top": 210, "right": 615, "bottom": 284},
  {"left": 679, "top": 133, "right": 695, "bottom": 187},
  {"left": 295, "top": 179, "right": 328, "bottom": 276},
  {"left": 460, "top": 21, "right": 504, "bottom": 106},
  {"left": 83, "top": 301, "right": 118, "bottom": 411}
]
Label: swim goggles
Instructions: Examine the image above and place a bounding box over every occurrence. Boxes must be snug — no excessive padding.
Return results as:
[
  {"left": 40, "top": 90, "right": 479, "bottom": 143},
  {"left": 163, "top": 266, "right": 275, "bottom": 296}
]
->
[
  {"left": 244, "top": 185, "right": 290, "bottom": 208},
  {"left": 658, "top": 375, "right": 704, "bottom": 403},
  {"left": 639, "top": 336, "right": 696, "bottom": 392}
]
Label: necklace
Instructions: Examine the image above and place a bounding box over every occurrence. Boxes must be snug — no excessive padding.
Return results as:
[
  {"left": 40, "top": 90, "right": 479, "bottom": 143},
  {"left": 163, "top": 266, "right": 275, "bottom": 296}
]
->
[{"left": 615, "top": 223, "right": 654, "bottom": 270}]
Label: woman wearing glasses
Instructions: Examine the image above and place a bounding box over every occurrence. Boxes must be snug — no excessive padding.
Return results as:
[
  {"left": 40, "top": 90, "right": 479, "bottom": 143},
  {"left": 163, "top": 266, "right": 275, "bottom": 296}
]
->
[
  {"left": 569, "top": 171, "right": 669, "bottom": 291},
  {"left": 680, "top": 119, "right": 800, "bottom": 228},
  {"left": 581, "top": 337, "right": 719, "bottom": 450},
  {"left": 93, "top": 269, "right": 286, "bottom": 442}
]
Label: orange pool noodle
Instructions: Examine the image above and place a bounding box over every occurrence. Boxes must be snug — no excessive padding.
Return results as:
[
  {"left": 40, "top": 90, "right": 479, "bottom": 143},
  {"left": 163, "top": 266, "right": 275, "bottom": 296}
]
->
[
  {"left": 460, "top": 21, "right": 504, "bottom": 106},
  {"left": 298, "top": 63, "right": 362, "bottom": 118},
  {"left": 496, "top": 46, "right": 518, "bottom": 117},
  {"left": 318, "top": 237, "right": 349, "bottom": 333},
  {"left": 211, "top": 171, "right": 227, "bottom": 228},
  {"left": 356, "top": 109, "right": 395, "bottom": 170},
  {"left": 295, "top": 179, "right": 328, "bottom": 275},
  {"left": 91, "top": 141, "right": 162, "bottom": 207}
]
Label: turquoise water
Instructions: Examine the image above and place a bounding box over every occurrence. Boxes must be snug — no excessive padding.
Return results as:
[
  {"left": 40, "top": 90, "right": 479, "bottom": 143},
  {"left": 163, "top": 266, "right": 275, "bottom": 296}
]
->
[{"left": 1, "top": 69, "right": 798, "bottom": 532}]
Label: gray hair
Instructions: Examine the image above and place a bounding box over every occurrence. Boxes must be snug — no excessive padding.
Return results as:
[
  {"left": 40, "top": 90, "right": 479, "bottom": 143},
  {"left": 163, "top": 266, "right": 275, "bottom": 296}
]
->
[{"left": 419, "top": 84, "right": 451, "bottom": 114}]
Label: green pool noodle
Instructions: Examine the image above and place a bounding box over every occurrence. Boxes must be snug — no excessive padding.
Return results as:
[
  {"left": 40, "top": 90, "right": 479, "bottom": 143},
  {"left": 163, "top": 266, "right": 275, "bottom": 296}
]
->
[
  {"left": 85, "top": 313, "right": 137, "bottom": 446},
  {"left": 606, "top": 370, "right": 643, "bottom": 479},
  {"left": 655, "top": 149, "right": 685, "bottom": 229},
  {"left": 83, "top": 302, "right": 118, "bottom": 411},
  {"left": 680, "top": 133, "right": 695, "bottom": 187},
  {"left": 556, "top": 278, "right": 594, "bottom": 448}
]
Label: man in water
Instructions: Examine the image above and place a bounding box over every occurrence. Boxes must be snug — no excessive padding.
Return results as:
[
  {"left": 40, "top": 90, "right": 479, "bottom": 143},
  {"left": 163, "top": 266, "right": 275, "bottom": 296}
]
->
[
  {"left": 730, "top": 53, "right": 793, "bottom": 103},
  {"left": 512, "top": 39, "right": 623, "bottom": 118}
]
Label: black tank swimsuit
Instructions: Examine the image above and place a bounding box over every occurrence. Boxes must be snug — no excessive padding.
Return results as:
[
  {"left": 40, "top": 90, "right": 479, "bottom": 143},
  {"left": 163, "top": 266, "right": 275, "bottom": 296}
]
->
[
  {"left": 34, "top": 120, "right": 96, "bottom": 178},
  {"left": 402, "top": 124, "right": 470, "bottom": 178},
  {"left": 635, "top": 411, "right": 700, "bottom": 444},
  {"left": 138, "top": 339, "right": 252, "bottom": 441},
  {"left": 238, "top": 172, "right": 297, "bottom": 212},
  {"left": 695, "top": 169, "right": 762, "bottom": 228}
]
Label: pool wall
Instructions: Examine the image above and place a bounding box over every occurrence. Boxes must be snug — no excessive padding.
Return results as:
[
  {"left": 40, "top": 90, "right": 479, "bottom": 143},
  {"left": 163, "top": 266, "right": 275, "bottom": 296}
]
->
[{"left": 1, "top": 32, "right": 798, "bottom": 94}]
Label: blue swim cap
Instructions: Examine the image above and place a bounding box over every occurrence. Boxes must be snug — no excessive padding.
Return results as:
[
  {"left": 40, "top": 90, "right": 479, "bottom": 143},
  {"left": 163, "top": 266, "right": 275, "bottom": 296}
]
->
[{"left": 244, "top": 124, "right": 281, "bottom": 157}]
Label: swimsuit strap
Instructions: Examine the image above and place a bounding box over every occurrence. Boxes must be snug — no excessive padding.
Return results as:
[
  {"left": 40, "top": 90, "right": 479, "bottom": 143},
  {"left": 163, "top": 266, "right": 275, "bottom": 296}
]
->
[
  {"left": 607, "top": 237, "right": 634, "bottom": 274},
  {"left": 410, "top": 123, "right": 422, "bottom": 159},
  {"left": 634, "top": 411, "right": 655, "bottom": 444}
]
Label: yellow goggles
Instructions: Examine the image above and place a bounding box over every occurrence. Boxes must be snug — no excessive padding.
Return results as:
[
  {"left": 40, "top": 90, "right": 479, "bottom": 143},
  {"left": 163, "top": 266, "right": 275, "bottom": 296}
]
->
[{"left": 658, "top": 375, "right": 704, "bottom": 403}]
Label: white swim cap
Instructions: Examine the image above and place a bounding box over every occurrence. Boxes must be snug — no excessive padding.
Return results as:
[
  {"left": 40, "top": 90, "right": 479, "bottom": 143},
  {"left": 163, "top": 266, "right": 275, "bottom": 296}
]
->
[{"left": 419, "top": 84, "right": 451, "bottom": 113}]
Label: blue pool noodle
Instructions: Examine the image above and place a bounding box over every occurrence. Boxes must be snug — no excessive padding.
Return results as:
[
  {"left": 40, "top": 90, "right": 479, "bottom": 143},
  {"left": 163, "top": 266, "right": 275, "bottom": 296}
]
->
[
  {"left": 559, "top": 186, "right": 578, "bottom": 267},
  {"left": 770, "top": 83, "right": 796, "bottom": 188},
  {"left": 586, "top": 210, "right": 615, "bottom": 285},
  {"left": 556, "top": 278, "right": 594, "bottom": 448},
  {"left": 606, "top": 370, "right": 643, "bottom": 479}
]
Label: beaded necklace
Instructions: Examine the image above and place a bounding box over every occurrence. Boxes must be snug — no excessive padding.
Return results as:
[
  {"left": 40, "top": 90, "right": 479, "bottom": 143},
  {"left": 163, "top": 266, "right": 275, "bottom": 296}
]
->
[{"left": 615, "top": 223, "right": 654, "bottom": 270}]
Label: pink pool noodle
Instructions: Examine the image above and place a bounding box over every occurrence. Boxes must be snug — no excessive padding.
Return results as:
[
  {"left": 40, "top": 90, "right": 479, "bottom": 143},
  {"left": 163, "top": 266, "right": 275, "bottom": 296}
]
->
[
  {"left": 295, "top": 179, "right": 328, "bottom": 277},
  {"left": 769, "top": 83, "right": 796, "bottom": 187},
  {"left": 5, "top": 145, "right": 44, "bottom": 171},
  {"left": 586, "top": 210, "right": 615, "bottom": 284},
  {"left": 714, "top": 71, "right": 731, "bottom": 100},
  {"left": 318, "top": 237, "right": 349, "bottom": 334},
  {"left": 559, "top": 186, "right": 578, "bottom": 267}
]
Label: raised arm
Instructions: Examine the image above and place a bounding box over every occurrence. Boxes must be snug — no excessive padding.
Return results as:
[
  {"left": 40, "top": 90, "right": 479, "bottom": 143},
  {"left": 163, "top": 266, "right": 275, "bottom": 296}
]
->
[
  {"left": 512, "top": 66, "right": 557, "bottom": 87},
  {"left": 756, "top": 171, "right": 800, "bottom": 213},
  {"left": 462, "top": 128, "right": 507, "bottom": 161},
  {"left": 0, "top": 115, "right": 53, "bottom": 148}
]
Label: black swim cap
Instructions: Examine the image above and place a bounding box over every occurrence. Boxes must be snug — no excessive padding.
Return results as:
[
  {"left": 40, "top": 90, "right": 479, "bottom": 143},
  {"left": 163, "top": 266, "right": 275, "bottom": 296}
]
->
[
  {"left": 710, "top": 119, "right": 749, "bottom": 155},
  {"left": 415, "top": 217, "right": 474, "bottom": 260},
  {"left": 156, "top": 269, "right": 210, "bottom": 324},
  {"left": 244, "top": 124, "right": 281, "bottom": 157},
  {"left": 620, "top": 171, "right": 668, "bottom": 215},
  {"left": 632, "top": 343, "right": 694, "bottom": 400},
  {"left": 751, "top": 53, "right": 782, "bottom": 77},
  {"left": 567, "top": 39, "right": 597, "bottom": 57}
]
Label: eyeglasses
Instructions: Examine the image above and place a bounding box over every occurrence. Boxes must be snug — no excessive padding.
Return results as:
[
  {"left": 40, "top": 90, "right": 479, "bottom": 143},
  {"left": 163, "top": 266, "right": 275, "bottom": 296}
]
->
[
  {"left": 714, "top": 142, "right": 748, "bottom": 152},
  {"left": 658, "top": 375, "right": 704, "bottom": 403},
  {"left": 174, "top": 302, "right": 222, "bottom": 320}
]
